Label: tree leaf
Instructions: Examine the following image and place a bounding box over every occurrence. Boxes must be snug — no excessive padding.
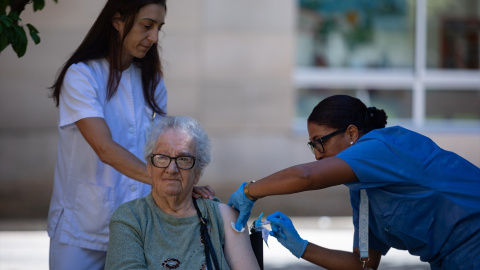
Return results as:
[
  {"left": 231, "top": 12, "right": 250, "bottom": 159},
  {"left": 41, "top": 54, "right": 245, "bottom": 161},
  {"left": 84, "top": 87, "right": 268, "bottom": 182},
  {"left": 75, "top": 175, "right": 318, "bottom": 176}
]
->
[
  {"left": 13, "top": 24, "right": 27, "bottom": 42},
  {"left": 33, "top": 0, "right": 46, "bottom": 11},
  {"left": 30, "top": 31, "right": 40, "bottom": 44},
  {"left": 13, "top": 42, "right": 27, "bottom": 57},
  {"left": 27, "top": 23, "right": 40, "bottom": 44},
  {"left": 26, "top": 23, "right": 39, "bottom": 33},
  {"left": 0, "top": 14, "right": 13, "bottom": 27},
  {"left": 8, "top": 12, "right": 21, "bottom": 21},
  {"left": 4, "top": 23, "right": 14, "bottom": 45},
  {"left": 0, "top": 32, "right": 8, "bottom": 51},
  {"left": 12, "top": 24, "right": 27, "bottom": 57}
]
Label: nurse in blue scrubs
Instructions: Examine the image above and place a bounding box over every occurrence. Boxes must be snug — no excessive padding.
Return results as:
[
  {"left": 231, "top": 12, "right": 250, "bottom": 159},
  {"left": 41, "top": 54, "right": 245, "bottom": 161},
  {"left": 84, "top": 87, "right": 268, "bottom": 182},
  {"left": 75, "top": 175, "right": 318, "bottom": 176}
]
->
[{"left": 228, "top": 95, "right": 480, "bottom": 270}]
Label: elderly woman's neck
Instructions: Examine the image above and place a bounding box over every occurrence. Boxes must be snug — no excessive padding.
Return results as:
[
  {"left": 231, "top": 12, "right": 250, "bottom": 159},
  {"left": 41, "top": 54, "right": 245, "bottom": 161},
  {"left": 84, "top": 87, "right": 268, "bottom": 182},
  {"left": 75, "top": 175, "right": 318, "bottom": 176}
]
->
[{"left": 152, "top": 193, "right": 197, "bottom": 217}]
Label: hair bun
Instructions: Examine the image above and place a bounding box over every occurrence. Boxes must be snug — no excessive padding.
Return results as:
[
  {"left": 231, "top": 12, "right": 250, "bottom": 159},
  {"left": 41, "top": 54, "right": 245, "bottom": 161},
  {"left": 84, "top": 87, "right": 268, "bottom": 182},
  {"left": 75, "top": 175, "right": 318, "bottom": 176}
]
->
[{"left": 367, "top": 107, "right": 376, "bottom": 118}]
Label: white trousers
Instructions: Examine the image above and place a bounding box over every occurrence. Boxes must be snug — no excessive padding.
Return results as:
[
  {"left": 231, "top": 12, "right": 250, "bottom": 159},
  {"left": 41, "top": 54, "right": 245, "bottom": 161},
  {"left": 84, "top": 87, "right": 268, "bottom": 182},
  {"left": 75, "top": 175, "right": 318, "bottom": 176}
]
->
[{"left": 49, "top": 215, "right": 106, "bottom": 270}]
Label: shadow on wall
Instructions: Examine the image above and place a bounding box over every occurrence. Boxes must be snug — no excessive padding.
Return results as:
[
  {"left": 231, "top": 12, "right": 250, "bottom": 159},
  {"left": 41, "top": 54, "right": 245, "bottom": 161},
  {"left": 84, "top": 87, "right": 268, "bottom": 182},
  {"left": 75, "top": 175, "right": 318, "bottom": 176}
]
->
[{"left": 0, "top": 178, "right": 54, "bottom": 219}]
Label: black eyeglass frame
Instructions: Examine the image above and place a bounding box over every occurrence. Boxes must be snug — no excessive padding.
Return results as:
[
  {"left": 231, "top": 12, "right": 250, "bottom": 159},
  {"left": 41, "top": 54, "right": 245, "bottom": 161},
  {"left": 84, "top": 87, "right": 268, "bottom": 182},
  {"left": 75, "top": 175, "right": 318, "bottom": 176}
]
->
[
  {"left": 307, "top": 127, "right": 347, "bottom": 154},
  {"left": 150, "top": 154, "right": 196, "bottom": 170}
]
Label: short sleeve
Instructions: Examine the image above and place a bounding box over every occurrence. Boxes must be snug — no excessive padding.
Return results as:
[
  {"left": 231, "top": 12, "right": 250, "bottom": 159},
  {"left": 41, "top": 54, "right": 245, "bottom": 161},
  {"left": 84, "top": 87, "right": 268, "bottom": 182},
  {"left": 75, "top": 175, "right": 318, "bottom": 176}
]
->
[
  {"left": 58, "top": 62, "right": 105, "bottom": 128},
  {"left": 337, "top": 133, "right": 411, "bottom": 191},
  {"left": 105, "top": 203, "right": 147, "bottom": 270}
]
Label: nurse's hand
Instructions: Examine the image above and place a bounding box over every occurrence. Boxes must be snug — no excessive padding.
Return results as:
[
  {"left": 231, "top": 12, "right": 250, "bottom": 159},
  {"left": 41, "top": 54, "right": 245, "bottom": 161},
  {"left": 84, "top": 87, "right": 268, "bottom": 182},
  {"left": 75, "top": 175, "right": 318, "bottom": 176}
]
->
[
  {"left": 193, "top": 185, "right": 215, "bottom": 199},
  {"left": 267, "top": 211, "right": 308, "bottom": 258},
  {"left": 227, "top": 182, "right": 255, "bottom": 232}
]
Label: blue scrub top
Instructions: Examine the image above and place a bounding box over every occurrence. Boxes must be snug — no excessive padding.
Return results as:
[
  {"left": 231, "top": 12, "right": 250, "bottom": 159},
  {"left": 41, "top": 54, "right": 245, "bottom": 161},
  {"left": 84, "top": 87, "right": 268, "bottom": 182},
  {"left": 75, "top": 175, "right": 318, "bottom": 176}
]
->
[{"left": 337, "top": 126, "right": 480, "bottom": 267}]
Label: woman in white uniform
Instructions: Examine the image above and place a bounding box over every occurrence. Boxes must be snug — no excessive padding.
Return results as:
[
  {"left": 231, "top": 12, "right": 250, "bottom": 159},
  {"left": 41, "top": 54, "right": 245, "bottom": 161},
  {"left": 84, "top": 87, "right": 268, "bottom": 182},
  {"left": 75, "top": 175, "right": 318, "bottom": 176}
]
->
[{"left": 47, "top": 1, "right": 213, "bottom": 269}]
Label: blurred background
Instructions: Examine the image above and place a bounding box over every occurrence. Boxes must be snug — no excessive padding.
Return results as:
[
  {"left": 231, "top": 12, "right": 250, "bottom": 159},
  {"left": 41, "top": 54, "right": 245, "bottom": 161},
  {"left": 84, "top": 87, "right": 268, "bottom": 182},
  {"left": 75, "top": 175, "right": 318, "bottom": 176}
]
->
[{"left": 0, "top": 0, "right": 479, "bottom": 268}]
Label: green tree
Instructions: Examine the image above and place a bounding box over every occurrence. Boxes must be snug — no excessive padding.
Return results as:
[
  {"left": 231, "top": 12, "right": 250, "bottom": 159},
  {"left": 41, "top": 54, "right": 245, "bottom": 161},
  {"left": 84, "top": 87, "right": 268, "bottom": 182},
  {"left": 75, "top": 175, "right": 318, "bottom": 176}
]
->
[{"left": 0, "top": 0, "right": 57, "bottom": 57}]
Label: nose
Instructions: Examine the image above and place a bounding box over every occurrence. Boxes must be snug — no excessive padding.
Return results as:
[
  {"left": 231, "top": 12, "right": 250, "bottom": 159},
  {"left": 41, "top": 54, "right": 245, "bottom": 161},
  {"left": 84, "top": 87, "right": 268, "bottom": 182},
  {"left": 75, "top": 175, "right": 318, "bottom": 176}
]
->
[
  {"left": 147, "top": 30, "right": 159, "bottom": 44},
  {"left": 165, "top": 159, "right": 179, "bottom": 173},
  {"left": 314, "top": 150, "right": 323, "bottom": 161}
]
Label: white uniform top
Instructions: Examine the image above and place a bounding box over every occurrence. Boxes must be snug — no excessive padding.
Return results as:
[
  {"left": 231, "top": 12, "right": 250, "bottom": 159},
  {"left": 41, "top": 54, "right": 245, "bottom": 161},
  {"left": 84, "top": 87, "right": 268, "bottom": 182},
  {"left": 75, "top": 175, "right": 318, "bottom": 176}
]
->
[{"left": 47, "top": 58, "right": 167, "bottom": 251}]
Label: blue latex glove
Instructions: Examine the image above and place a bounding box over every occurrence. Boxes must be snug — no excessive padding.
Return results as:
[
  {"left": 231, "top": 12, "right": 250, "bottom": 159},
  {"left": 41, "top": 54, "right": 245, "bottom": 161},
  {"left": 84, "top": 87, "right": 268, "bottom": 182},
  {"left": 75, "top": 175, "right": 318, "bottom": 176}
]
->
[
  {"left": 227, "top": 182, "right": 255, "bottom": 232},
  {"left": 267, "top": 211, "right": 308, "bottom": 258}
]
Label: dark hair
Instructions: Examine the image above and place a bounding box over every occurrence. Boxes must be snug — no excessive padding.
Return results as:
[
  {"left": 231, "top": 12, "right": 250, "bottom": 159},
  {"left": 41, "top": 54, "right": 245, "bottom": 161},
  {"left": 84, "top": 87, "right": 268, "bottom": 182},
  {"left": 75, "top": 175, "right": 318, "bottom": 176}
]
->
[
  {"left": 49, "top": 0, "right": 167, "bottom": 115},
  {"left": 308, "top": 95, "right": 387, "bottom": 134}
]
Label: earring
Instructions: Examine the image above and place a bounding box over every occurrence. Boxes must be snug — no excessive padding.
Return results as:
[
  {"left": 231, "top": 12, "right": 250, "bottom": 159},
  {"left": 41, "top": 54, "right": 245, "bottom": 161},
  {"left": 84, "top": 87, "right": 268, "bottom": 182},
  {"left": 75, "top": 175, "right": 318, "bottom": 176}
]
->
[{"left": 350, "top": 142, "right": 354, "bottom": 145}]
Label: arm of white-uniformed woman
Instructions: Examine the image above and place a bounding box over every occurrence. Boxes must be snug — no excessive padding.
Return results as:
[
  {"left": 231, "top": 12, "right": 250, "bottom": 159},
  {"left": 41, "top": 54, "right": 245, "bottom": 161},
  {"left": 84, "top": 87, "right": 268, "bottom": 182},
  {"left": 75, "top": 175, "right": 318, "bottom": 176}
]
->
[
  {"left": 76, "top": 117, "right": 152, "bottom": 184},
  {"left": 218, "top": 203, "right": 261, "bottom": 270}
]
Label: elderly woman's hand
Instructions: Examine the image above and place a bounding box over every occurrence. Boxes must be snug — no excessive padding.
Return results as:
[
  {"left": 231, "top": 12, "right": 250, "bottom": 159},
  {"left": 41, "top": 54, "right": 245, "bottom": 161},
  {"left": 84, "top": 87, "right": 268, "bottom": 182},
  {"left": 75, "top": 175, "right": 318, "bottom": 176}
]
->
[{"left": 192, "top": 185, "right": 215, "bottom": 199}]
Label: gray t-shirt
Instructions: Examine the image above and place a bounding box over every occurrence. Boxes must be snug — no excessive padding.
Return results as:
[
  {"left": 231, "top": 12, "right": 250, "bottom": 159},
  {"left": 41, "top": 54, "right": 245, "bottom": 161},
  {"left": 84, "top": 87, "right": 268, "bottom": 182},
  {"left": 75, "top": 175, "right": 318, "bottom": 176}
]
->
[{"left": 105, "top": 194, "right": 230, "bottom": 270}]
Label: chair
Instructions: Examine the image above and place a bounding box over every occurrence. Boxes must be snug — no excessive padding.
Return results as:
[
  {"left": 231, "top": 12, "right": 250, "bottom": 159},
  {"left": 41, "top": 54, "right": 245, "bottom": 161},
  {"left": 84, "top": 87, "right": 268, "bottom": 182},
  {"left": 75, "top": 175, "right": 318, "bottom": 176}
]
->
[{"left": 250, "top": 226, "right": 264, "bottom": 270}]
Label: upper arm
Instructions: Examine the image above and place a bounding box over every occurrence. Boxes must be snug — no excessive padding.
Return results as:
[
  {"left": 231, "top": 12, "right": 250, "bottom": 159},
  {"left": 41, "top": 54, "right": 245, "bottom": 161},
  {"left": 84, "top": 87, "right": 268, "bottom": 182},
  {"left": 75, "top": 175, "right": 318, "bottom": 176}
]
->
[
  {"left": 301, "top": 157, "right": 358, "bottom": 190},
  {"left": 247, "top": 156, "right": 358, "bottom": 199},
  {"left": 218, "top": 203, "right": 260, "bottom": 270},
  {"left": 105, "top": 209, "right": 147, "bottom": 270}
]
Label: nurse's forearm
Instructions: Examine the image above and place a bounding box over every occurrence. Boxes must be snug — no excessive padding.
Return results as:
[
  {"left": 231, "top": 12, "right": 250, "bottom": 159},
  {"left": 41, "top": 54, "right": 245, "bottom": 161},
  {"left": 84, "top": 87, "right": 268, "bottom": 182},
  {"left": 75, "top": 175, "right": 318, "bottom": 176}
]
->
[
  {"left": 247, "top": 157, "right": 356, "bottom": 199},
  {"left": 246, "top": 166, "right": 310, "bottom": 199},
  {"left": 302, "top": 243, "right": 380, "bottom": 270}
]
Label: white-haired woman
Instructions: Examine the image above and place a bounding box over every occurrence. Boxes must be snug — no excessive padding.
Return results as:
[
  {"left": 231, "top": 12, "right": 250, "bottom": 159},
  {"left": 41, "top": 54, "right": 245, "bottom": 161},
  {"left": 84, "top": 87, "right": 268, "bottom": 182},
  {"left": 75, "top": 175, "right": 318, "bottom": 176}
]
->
[{"left": 106, "top": 116, "right": 260, "bottom": 270}]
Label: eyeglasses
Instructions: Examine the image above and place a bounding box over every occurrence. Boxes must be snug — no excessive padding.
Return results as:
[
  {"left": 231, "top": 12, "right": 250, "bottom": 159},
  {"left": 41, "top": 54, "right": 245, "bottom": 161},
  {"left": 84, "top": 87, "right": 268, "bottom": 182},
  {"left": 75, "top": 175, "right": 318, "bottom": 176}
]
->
[
  {"left": 307, "top": 127, "right": 347, "bottom": 154},
  {"left": 150, "top": 154, "right": 196, "bottom": 170}
]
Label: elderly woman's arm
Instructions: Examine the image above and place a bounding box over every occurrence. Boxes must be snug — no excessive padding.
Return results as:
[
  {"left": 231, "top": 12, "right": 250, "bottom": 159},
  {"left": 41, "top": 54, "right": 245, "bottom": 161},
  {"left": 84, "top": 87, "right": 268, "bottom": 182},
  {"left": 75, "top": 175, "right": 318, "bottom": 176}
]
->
[
  {"left": 105, "top": 207, "right": 147, "bottom": 270},
  {"left": 218, "top": 203, "right": 261, "bottom": 270}
]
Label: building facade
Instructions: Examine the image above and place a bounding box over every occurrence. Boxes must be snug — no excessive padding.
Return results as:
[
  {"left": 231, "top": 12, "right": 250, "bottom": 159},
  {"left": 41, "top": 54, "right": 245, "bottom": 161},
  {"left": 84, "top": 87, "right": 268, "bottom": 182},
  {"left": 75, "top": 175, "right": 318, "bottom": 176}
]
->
[{"left": 1, "top": 0, "right": 479, "bottom": 218}]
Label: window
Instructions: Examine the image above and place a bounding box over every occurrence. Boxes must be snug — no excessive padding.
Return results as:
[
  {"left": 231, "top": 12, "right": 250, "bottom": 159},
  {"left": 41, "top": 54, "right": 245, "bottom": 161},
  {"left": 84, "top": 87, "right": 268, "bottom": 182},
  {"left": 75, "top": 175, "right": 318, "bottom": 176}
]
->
[{"left": 295, "top": 0, "right": 480, "bottom": 131}]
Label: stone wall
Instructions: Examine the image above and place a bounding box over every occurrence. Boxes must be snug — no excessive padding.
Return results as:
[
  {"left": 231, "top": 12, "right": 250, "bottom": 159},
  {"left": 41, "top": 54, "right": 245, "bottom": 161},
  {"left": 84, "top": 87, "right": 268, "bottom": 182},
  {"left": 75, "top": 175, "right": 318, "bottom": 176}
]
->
[{"left": 1, "top": 0, "right": 478, "bottom": 220}]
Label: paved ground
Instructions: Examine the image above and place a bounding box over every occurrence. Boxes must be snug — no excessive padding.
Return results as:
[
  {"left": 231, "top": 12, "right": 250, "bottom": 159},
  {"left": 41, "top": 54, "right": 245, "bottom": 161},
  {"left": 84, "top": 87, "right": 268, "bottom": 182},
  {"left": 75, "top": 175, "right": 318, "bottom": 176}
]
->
[{"left": 0, "top": 218, "right": 430, "bottom": 270}]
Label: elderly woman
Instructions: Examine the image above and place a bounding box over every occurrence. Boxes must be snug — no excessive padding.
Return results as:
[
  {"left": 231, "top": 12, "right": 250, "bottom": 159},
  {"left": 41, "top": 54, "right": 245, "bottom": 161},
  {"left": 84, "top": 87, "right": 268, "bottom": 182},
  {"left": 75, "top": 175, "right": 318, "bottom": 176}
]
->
[{"left": 105, "top": 115, "right": 259, "bottom": 270}]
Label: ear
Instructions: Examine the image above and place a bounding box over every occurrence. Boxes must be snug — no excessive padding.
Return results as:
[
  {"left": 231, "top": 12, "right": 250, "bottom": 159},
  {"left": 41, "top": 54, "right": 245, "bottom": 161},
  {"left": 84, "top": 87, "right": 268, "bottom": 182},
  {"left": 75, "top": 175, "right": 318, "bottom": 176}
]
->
[
  {"left": 193, "top": 170, "right": 201, "bottom": 185},
  {"left": 346, "top": 124, "right": 360, "bottom": 143},
  {"left": 112, "top": 12, "right": 124, "bottom": 32},
  {"left": 147, "top": 161, "right": 152, "bottom": 178}
]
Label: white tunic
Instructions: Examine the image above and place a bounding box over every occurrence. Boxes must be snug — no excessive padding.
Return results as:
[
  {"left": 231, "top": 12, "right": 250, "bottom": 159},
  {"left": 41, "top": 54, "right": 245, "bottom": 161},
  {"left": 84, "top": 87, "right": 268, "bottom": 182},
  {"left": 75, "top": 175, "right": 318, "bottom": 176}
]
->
[{"left": 47, "top": 58, "right": 167, "bottom": 251}]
